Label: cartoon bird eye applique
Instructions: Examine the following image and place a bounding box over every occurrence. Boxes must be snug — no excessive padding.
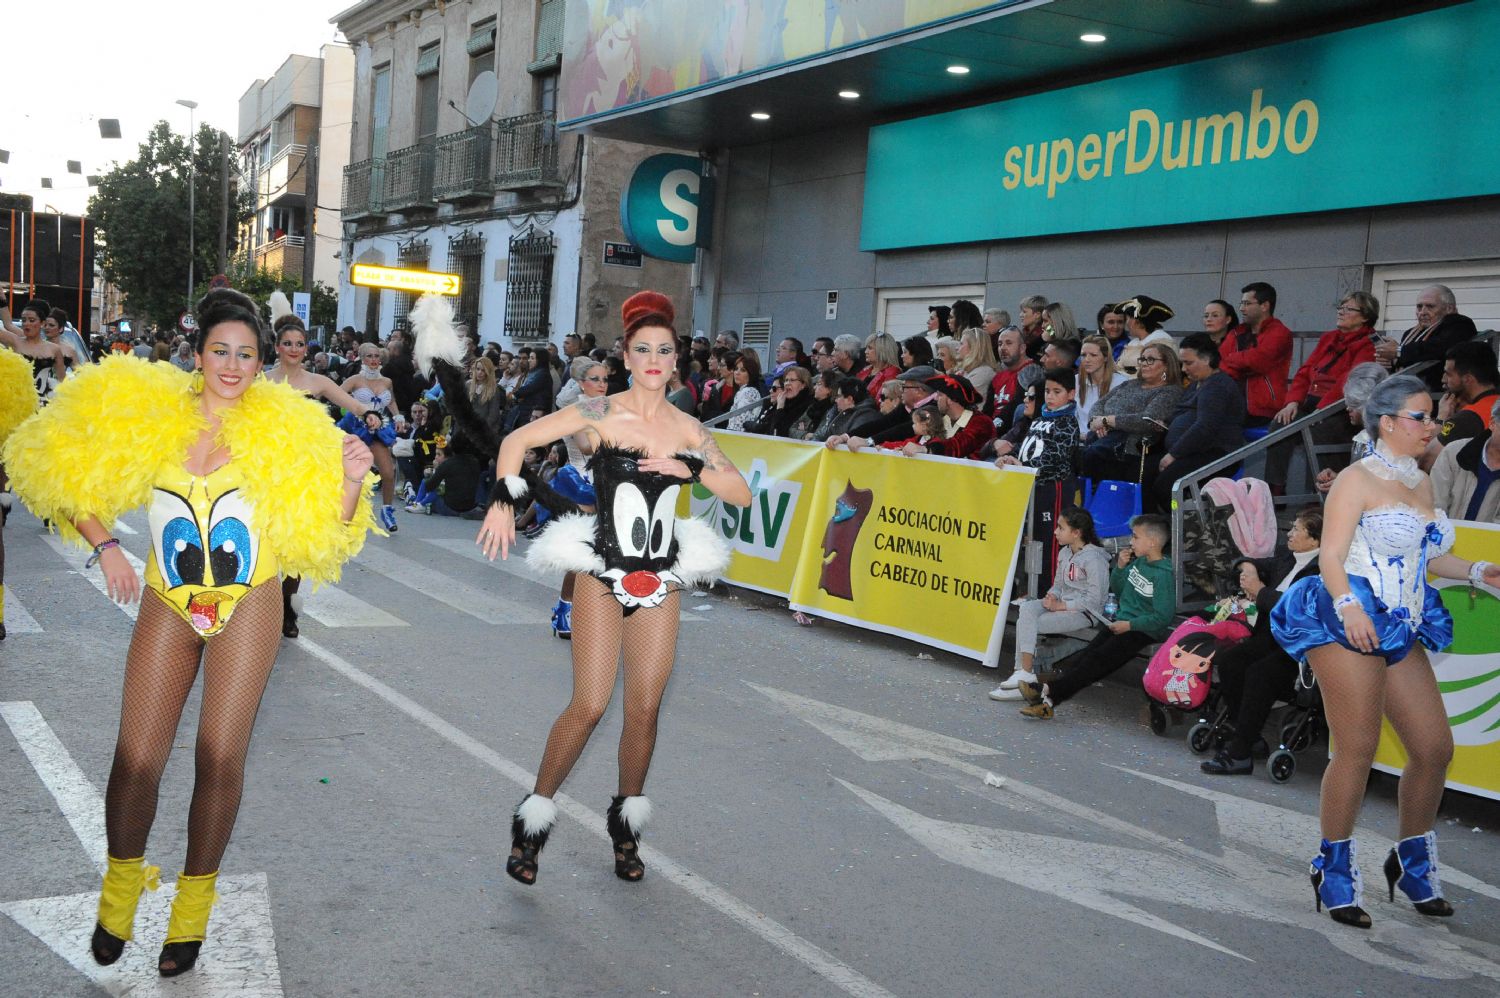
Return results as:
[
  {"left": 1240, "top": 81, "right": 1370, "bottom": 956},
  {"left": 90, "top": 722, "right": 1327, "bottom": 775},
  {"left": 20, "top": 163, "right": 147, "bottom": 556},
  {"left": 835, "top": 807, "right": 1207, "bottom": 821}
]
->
[
  {"left": 613, "top": 484, "right": 651, "bottom": 557},
  {"left": 162, "top": 517, "right": 205, "bottom": 588},
  {"left": 208, "top": 490, "right": 259, "bottom": 586},
  {"left": 149, "top": 490, "right": 205, "bottom": 588}
]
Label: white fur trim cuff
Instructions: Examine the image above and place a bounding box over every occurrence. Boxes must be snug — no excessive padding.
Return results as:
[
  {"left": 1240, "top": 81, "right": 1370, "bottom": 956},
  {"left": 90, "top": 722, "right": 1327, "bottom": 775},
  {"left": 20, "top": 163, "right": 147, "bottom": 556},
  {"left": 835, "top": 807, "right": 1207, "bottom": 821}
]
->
[
  {"left": 618, "top": 796, "right": 652, "bottom": 833},
  {"left": 515, "top": 794, "right": 557, "bottom": 837},
  {"left": 410, "top": 293, "right": 467, "bottom": 376},
  {"left": 525, "top": 513, "right": 606, "bottom": 576}
]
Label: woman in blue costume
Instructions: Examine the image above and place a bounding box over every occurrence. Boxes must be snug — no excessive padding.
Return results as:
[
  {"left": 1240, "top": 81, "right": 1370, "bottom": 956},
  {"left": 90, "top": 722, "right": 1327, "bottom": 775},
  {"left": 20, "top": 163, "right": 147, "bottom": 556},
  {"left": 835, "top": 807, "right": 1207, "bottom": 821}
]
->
[{"left": 1272, "top": 375, "right": 1500, "bottom": 929}]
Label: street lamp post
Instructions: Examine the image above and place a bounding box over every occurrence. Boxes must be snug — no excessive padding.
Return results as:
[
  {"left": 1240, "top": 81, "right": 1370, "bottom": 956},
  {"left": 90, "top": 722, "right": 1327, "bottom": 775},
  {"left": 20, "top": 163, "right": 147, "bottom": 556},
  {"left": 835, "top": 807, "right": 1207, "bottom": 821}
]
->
[{"left": 177, "top": 99, "right": 199, "bottom": 306}]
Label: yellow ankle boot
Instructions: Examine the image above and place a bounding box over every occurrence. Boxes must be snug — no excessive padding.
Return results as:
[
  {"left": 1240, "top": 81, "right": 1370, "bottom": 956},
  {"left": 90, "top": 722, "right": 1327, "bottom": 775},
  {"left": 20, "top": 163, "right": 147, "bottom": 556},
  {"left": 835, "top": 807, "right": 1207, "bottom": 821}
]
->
[
  {"left": 92, "top": 855, "right": 160, "bottom": 965},
  {"left": 159, "top": 871, "right": 218, "bottom": 977}
]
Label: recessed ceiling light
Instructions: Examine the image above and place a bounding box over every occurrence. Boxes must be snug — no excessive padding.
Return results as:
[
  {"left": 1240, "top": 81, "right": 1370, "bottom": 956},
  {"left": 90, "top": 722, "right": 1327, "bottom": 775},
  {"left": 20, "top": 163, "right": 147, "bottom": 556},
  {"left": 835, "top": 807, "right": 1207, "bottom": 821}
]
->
[
  {"left": 838, "top": 89, "right": 860, "bottom": 100},
  {"left": 1080, "top": 32, "right": 1107, "bottom": 44},
  {"left": 946, "top": 64, "right": 970, "bottom": 75},
  {"left": 750, "top": 111, "right": 771, "bottom": 121}
]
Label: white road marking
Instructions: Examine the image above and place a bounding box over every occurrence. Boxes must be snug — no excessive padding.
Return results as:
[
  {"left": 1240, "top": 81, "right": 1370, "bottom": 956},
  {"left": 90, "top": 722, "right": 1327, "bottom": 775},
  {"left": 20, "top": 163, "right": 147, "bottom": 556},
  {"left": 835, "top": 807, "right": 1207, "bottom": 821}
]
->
[
  {"left": 295, "top": 636, "right": 895, "bottom": 998},
  {"left": 352, "top": 543, "right": 545, "bottom": 623},
  {"left": 422, "top": 537, "right": 709, "bottom": 621},
  {"left": 298, "top": 580, "right": 407, "bottom": 628},
  {"left": 43, "top": 533, "right": 143, "bottom": 621},
  {"left": 838, "top": 779, "right": 1251, "bottom": 961},
  {"left": 757, "top": 685, "right": 1500, "bottom": 980},
  {"left": 1, "top": 701, "right": 108, "bottom": 873},
  {"left": 3, "top": 588, "right": 43, "bottom": 633},
  {"left": 1113, "top": 766, "right": 1500, "bottom": 902},
  {"left": 110, "top": 520, "right": 137, "bottom": 535},
  {"left": 1, "top": 873, "right": 283, "bottom": 997}
]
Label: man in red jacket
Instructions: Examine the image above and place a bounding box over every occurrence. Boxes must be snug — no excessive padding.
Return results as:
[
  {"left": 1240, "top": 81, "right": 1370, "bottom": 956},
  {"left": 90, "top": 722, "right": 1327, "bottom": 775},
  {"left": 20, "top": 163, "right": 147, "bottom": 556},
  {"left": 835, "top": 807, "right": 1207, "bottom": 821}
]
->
[{"left": 1221, "top": 282, "right": 1292, "bottom": 427}]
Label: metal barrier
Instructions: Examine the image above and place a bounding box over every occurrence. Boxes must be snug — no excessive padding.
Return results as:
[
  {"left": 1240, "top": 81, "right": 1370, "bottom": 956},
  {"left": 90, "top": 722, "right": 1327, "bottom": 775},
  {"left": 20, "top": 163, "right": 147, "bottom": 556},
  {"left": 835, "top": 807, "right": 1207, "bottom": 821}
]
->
[{"left": 1166, "top": 358, "right": 1441, "bottom": 613}]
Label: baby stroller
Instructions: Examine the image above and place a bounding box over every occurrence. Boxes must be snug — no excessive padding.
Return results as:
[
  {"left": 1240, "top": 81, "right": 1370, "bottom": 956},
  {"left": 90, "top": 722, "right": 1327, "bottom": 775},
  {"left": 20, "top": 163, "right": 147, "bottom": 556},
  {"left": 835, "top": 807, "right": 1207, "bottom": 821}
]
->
[
  {"left": 1145, "top": 608, "right": 1254, "bottom": 739},
  {"left": 1264, "top": 663, "right": 1327, "bottom": 783}
]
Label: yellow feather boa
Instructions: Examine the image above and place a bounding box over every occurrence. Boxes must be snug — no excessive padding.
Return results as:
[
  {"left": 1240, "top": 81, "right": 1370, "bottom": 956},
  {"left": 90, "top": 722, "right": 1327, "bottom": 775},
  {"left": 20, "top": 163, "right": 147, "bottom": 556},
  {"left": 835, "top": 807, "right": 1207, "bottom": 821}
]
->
[
  {"left": 0, "top": 348, "right": 39, "bottom": 447},
  {"left": 1, "top": 355, "right": 376, "bottom": 585}
]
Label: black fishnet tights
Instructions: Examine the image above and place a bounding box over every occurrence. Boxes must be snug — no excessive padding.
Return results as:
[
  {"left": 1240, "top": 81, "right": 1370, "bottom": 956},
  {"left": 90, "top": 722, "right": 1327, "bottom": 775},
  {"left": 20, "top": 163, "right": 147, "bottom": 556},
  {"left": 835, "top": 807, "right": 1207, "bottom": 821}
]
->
[
  {"left": 1308, "top": 643, "right": 1454, "bottom": 841},
  {"left": 532, "top": 573, "right": 681, "bottom": 799},
  {"left": 104, "top": 580, "right": 282, "bottom": 875}
]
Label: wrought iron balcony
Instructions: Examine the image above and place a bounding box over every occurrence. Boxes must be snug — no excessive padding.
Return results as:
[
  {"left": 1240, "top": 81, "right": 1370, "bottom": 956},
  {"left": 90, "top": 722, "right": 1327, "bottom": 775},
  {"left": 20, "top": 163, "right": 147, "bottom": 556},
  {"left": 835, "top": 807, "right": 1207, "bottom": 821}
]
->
[
  {"left": 341, "top": 158, "right": 386, "bottom": 220},
  {"left": 433, "top": 125, "right": 494, "bottom": 203},
  {"left": 383, "top": 142, "right": 436, "bottom": 213},
  {"left": 493, "top": 112, "right": 562, "bottom": 192}
]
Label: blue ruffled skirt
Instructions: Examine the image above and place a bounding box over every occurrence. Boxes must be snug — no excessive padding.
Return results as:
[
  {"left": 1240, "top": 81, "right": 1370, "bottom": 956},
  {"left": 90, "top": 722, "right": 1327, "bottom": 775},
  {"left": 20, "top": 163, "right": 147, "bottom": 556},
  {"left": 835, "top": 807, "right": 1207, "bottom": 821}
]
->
[{"left": 1271, "top": 575, "right": 1454, "bottom": 665}]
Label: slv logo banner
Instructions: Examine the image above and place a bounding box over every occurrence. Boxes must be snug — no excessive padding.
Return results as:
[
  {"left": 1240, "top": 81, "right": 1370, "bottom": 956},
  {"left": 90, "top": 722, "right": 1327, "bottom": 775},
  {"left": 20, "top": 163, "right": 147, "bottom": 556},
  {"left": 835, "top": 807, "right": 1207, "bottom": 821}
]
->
[
  {"left": 682, "top": 431, "right": 819, "bottom": 596},
  {"left": 620, "top": 154, "right": 715, "bottom": 263},
  {"left": 861, "top": 2, "right": 1500, "bottom": 248},
  {"left": 1375, "top": 521, "right": 1500, "bottom": 802},
  {"left": 787, "top": 449, "right": 1035, "bottom": 663}
]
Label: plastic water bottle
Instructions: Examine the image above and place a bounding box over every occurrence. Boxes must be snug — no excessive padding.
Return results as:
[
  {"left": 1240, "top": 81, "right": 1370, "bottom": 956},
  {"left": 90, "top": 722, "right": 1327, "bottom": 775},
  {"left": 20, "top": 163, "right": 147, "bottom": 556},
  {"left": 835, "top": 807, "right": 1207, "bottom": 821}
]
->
[{"left": 1103, "top": 592, "right": 1119, "bottom": 622}]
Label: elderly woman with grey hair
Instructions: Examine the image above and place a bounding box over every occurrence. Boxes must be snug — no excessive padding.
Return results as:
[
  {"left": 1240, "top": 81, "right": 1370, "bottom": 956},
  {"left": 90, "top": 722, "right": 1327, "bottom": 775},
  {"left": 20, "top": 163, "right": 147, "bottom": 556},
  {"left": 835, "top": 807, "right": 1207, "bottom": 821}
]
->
[{"left": 1315, "top": 362, "right": 1389, "bottom": 494}]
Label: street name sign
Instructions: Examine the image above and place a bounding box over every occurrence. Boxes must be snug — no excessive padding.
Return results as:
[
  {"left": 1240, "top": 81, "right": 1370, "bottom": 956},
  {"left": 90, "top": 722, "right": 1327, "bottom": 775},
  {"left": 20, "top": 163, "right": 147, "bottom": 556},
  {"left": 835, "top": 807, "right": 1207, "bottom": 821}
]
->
[{"left": 349, "top": 264, "right": 460, "bottom": 296}]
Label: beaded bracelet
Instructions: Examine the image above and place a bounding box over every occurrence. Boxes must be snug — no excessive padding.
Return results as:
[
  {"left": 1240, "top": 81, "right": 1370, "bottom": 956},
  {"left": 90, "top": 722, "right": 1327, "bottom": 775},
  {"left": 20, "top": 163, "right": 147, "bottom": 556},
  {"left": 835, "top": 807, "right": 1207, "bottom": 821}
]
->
[
  {"left": 85, "top": 538, "right": 121, "bottom": 569},
  {"left": 1331, "top": 592, "right": 1361, "bottom": 624}
]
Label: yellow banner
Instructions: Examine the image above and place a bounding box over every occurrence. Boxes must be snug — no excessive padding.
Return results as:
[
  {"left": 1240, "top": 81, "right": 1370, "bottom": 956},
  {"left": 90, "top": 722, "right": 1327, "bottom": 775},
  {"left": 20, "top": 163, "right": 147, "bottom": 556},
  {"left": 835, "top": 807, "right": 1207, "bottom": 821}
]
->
[
  {"left": 787, "top": 448, "right": 1034, "bottom": 662},
  {"left": 1374, "top": 521, "right": 1500, "bottom": 800},
  {"left": 682, "top": 431, "right": 823, "bottom": 596}
]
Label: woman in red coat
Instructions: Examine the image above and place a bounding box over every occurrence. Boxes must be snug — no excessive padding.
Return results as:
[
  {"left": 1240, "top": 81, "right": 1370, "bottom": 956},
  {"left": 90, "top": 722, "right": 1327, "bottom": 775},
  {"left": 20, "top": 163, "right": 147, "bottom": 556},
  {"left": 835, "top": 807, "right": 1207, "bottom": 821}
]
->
[{"left": 1264, "top": 292, "right": 1380, "bottom": 485}]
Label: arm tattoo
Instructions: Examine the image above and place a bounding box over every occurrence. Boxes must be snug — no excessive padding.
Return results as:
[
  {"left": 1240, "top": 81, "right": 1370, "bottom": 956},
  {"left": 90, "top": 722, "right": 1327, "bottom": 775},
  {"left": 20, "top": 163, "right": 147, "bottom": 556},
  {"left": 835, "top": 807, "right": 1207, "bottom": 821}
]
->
[
  {"left": 697, "top": 426, "right": 729, "bottom": 472},
  {"left": 577, "top": 396, "right": 610, "bottom": 421}
]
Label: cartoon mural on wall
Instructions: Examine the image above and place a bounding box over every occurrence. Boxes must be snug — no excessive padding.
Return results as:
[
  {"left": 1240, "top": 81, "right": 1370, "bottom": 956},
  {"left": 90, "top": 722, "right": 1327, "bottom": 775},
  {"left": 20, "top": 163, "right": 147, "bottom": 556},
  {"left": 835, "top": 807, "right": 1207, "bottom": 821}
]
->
[{"left": 562, "top": 0, "right": 1003, "bottom": 120}]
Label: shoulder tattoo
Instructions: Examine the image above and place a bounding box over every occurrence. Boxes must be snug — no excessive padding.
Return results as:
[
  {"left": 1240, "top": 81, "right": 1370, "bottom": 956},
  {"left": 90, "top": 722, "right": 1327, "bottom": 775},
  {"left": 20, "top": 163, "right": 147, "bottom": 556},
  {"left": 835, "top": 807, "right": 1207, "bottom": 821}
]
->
[
  {"left": 697, "top": 425, "right": 729, "bottom": 472},
  {"left": 577, "top": 395, "right": 610, "bottom": 421}
]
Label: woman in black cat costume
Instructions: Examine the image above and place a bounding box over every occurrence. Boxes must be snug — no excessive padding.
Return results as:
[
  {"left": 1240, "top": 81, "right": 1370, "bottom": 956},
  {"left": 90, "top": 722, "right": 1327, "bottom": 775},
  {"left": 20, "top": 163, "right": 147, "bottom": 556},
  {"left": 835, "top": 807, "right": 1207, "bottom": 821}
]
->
[{"left": 413, "top": 290, "right": 750, "bottom": 885}]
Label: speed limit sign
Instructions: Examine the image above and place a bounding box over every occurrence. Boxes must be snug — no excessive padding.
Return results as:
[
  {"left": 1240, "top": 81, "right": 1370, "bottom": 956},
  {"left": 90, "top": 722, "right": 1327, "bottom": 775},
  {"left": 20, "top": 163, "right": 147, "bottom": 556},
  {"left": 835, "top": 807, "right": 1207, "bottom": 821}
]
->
[{"left": 178, "top": 310, "right": 197, "bottom": 334}]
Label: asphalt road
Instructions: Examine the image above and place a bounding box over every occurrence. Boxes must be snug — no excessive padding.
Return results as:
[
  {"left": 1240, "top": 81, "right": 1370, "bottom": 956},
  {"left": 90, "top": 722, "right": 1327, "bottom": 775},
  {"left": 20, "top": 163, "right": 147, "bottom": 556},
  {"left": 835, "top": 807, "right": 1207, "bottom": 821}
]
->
[{"left": 3, "top": 500, "right": 1499, "bottom": 998}]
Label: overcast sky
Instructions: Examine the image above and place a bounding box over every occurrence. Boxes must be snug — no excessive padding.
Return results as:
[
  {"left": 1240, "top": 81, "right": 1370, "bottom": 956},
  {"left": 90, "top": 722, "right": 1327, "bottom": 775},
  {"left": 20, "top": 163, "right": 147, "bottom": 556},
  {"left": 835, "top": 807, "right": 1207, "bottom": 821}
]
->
[{"left": 1, "top": 1, "right": 352, "bottom": 216}]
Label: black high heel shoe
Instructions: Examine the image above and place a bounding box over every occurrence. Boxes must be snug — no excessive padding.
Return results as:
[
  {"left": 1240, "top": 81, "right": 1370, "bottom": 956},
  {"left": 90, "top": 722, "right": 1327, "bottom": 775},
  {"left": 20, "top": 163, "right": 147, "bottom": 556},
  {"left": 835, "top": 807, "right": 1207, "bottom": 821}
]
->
[
  {"left": 505, "top": 794, "right": 557, "bottom": 886},
  {"left": 1384, "top": 833, "right": 1454, "bottom": 917},
  {"left": 158, "top": 941, "right": 202, "bottom": 977},
  {"left": 91, "top": 923, "right": 126, "bottom": 966},
  {"left": 607, "top": 796, "right": 651, "bottom": 882}
]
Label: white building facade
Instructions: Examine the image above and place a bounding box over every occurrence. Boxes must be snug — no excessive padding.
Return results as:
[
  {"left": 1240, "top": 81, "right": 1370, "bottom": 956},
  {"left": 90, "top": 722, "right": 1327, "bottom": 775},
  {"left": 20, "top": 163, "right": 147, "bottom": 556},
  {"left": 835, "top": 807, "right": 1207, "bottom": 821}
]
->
[{"left": 333, "top": 0, "right": 689, "bottom": 349}]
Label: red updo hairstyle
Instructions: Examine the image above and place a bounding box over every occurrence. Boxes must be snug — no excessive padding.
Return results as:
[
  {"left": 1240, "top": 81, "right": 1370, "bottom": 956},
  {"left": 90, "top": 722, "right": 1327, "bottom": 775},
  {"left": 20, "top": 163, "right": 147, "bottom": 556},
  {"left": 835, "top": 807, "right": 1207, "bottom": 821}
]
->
[{"left": 621, "top": 290, "right": 676, "bottom": 344}]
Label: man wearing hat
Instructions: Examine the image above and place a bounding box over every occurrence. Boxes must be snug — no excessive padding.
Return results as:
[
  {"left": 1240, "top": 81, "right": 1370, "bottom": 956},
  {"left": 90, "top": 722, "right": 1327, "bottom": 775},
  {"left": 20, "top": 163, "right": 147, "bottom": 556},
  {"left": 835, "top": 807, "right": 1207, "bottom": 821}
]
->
[
  {"left": 831, "top": 365, "right": 942, "bottom": 450},
  {"left": 1115, "top": 295, "right": 1178, "bottom": 374},
  {"left": 903, "top": 372, "right": 995, "bottom": 459}
]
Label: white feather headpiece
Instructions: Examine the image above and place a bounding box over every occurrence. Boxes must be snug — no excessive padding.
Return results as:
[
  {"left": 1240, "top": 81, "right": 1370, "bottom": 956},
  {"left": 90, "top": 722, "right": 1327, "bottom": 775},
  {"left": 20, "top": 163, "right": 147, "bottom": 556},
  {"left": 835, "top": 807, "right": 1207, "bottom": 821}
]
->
[
  {"left": 411, "top": 293, "right": 466, "bottom": 376},
  {"left": 268, "top": 290, "right": 293, "bottom": 324}
]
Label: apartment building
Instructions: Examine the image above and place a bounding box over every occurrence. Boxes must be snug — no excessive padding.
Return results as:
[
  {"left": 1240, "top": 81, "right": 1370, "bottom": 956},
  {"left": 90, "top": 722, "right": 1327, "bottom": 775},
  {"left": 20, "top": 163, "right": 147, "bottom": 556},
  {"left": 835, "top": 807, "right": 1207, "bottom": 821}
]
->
[
  {"left": 333, "top": 0, "right": 688, "bottom": 348},
  {"left": 236, "top": 45, "right": 355, "bottom": 290}
]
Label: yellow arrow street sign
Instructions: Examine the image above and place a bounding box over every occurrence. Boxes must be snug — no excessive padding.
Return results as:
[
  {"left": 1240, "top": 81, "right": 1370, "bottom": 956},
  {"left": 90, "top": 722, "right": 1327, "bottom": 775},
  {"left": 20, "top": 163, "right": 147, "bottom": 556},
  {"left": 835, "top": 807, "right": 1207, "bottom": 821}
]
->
[{"left": 349, "top": 264, "right": 461, "bottom": 296}]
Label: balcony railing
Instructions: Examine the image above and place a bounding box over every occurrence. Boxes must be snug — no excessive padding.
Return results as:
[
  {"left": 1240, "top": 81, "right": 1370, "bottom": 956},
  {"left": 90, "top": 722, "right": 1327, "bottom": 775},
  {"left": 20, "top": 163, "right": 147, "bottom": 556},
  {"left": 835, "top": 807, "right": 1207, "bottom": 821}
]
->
[
  {"left": 252, "top": 234, "right": 305, "bottom": 277},
  {"left": 342, "top": 158, "right": 386, "bottom": 220},
  {"left": 433, "top": 125, "right": 493, "bottom": 203},
  {"left": 261, "top": 144, "right": 308, "bottom": 206},
  {"left": 494, "top": 112, "right": 561, "bottom": 191},
  {"left": 383, "top": 142, "right": 437, "bottom": 212}
]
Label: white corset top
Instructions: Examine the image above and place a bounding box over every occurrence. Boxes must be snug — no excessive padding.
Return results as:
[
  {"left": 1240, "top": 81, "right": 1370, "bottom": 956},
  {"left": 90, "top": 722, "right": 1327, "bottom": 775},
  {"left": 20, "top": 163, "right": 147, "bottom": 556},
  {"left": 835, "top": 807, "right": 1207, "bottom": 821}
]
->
[
  {"left": 349, "top": 384, "right": 392, "bottom": 410},
  {"left": 1343, "top": 504, "right": 1454, "bottom": 619}
]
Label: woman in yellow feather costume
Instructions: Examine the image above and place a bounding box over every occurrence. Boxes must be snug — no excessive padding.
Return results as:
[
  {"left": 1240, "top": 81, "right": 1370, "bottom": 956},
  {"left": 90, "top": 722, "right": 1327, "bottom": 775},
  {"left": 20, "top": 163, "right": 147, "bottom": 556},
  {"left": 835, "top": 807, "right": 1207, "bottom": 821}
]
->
[
  {"left": 0, "top": 346, "right": 41, "bottom": 640},
  {"left": 0, "top": 288, "right": 376, "bottom": 979}
]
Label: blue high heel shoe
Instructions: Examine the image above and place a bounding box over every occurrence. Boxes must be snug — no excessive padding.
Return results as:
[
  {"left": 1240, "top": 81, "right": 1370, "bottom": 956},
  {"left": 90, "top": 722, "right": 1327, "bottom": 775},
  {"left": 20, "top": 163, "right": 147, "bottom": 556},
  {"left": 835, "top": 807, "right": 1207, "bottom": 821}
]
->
[
  {"left": 1311, "top": 837, "right": 1371, "bottom": 928},
  {"left": 550, "top": 599, "right": 572, "bottom": 640},
  {"left": 1384, "top": 832, "right": 1454, "bottom": 917}
]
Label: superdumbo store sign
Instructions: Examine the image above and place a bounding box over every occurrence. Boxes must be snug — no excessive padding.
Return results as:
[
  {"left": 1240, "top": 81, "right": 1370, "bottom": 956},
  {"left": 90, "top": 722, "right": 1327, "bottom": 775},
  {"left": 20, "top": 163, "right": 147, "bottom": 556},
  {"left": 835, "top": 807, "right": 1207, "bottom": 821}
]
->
[{"left": 861, "top": 3, "right": 1500, "bottom": 249}]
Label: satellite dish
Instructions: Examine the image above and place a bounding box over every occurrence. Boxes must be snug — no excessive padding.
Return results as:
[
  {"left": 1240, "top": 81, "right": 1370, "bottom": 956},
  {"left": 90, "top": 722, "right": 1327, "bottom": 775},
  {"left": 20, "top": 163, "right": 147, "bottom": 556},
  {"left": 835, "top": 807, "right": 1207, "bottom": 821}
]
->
[{"left": 465, "top": 71, "right": 499, "bottom": 126}]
